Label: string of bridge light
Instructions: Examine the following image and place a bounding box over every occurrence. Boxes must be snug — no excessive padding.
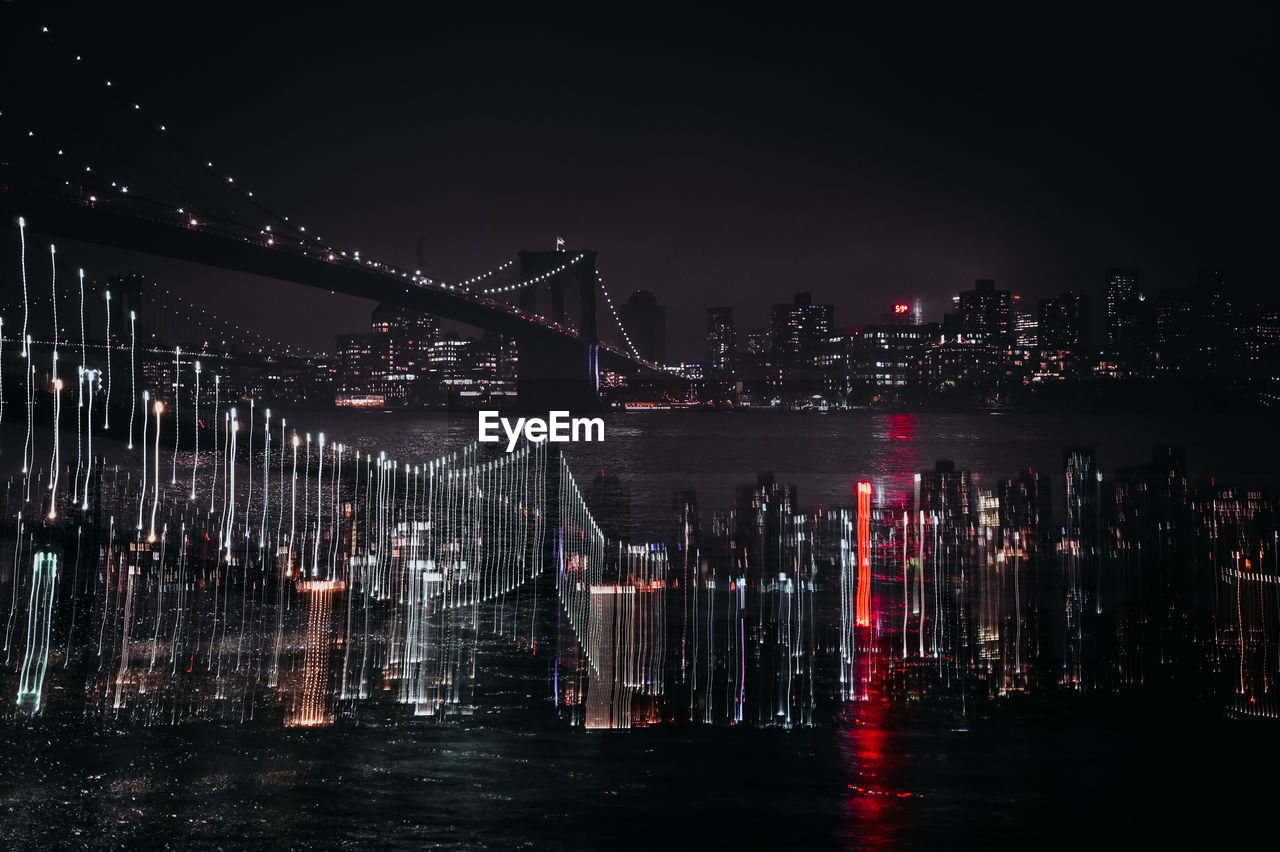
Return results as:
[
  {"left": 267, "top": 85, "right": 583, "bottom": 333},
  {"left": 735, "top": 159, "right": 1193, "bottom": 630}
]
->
[
  {"left": 20, "top": 28, "right": 647, "bottom": 367},
  {"left": 447, "top": 258, "right": 514, "bottom": 290},
  {"left": 13, "top": 29, "right": 240, "bottom": 230},
  {"left": 1, "top": 285, "right": 317, "bottom": 359},
  {"left": 479, "top": 254, "right": 585, "bottom": 296},
  {"left": 9, "top": 103, "right": 307, "bottom": 255},
  {"left": 594, "top": 270, "right": 641, "bottom": 360},
  {"left": 25, "top": 24, "right": 430, "bottom": 277},
  {"left": 20, "top": 29, "right": 591, "bottom": 312},
  {"left": 146, "top": 280, "right": 324, "bottom": 358}
]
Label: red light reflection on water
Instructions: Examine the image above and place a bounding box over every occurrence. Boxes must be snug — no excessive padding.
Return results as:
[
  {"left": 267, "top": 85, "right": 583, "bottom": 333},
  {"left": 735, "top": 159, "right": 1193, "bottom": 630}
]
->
[
  {"left": 880, "top": 413, "right": 919, "bottom": 505},
  {"left": 839, "top": 698, "right": 914, "bottom": 848}
]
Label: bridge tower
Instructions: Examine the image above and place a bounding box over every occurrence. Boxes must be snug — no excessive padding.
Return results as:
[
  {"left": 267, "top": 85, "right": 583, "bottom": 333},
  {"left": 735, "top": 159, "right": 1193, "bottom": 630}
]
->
[
  {"left": 514, "top": 249, "right": 601, "bottom": 410},
  {"left": 517, "top": 249, "right": 598, "bottom": 340}
]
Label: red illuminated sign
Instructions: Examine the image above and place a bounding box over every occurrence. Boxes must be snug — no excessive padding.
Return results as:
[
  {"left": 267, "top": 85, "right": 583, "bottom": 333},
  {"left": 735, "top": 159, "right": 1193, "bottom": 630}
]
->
[{"left": 893, "top": 304, "right": 910, "bottom": 314}]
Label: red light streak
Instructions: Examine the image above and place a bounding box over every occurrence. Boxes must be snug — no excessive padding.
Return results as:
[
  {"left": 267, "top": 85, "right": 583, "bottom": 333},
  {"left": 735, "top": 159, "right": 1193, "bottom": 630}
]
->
[{"left": 856, "top": 481, "right": 871, "bottom": 627}]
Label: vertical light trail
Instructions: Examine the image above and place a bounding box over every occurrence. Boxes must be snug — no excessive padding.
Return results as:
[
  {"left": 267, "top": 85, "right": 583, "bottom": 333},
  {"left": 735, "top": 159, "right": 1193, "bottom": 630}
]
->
[
  {"left": 171, "top": 347, "right": 180, "bottom": 484},
  {"left": 209, "top": 375, "right": 220, "bottom": 513},
  {"left": 16, "top": 553, "right": 58, "bottom": 714},
  {"left": 18, "top": 218, "right": 29, "bottom": 359},
  {"left": 269, "top": 420, "right": 287, "bottom": 689},
  {"left": 137, "top": 391, "right": 149, "bottom": 531},
  {"left": 190, "top": 361, "right": 200, "bottom": 499},
  {"left": 261, "top": 409, "right": 271, "bottom": 547},
  {"left": 856, "top": 482, "right": 872, "bottom": 628},
  {"left": 17, "top": 219, "right": 33, "bottom": 497},
  {"left": 225, "top": 409, "right": 238, "bottom": 562},
  {"left": 303, "top": 434, "right": 311, "bottom": 572},
  {"left": 288, "top": 433, "right": 298, "bottom": 579},
  {"left": 49, "top": 244, "right": 58, "bottom": 384},
  {"left": 102, "top": 291, "right": 112, "bottom": 429},
  {"left": 149, "top": 399, "right": 163, "bottom": 542},
  {"left": 24, "top": 352, "right": 34, "bottom": 500},
  {"left": 313, "top": 433, "right": 324, "bottom": 578},
  {"left": 4, "top": 511, "right": 22, "bottom": 658},
  {"left": 78, "top": 265, "right": 86, "bottom": 377},
  {"left": 47, "top": 346, "right": 60, "bottom": 494},
  {"left": 245, "top": 399, "right": 254, "bottom": 545},
  {"left": 47, "top": 378, "right": 63, "bottom": 519},
  {"left": 171, "top": 522, "right": 187, "bottom": 678},
  {"left": 82, "top": 370, "right": 95, "bottom": 510},
  {"left": 73, "top": 269, "right": 85, "bottom": 497},
  {"left": 1013, "top": 530, "right": 1022, "bottom": 675},
  {"left": 72, "top": 364, "right": 84, "bottom": 500},
  {"left": 276, "top": 418, "right": 286, "bottom": 552},
  {"left": 903, "top": 510, "right": 909, "bottom": 658},
  {"left": 127, "top": 311, "right": 137, "bottom": 450},
  {"left": 328, "top": 443, "right": 341, "bottom": 578},
  {"left": 918, "top": 511, "right": 925, "bottom": 657}
]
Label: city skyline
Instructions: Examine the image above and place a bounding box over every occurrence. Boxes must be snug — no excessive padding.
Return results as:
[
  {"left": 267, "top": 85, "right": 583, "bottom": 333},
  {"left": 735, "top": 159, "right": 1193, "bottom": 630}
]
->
[{"left": 1, "top": 3, "right": 1274, "bottom": 362}]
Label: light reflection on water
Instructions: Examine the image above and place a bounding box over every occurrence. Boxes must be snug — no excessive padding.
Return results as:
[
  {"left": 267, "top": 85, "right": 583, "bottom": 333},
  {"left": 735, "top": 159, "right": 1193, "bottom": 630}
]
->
[{"left": 325, "top": 408, "right": 1277, "bottom": 535}]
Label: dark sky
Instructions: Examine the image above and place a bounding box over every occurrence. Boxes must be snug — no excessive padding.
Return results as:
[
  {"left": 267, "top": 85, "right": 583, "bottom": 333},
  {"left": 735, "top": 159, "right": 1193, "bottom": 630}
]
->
[{"left": 2, "top": 2, "right": 1276, "bottom": 359}]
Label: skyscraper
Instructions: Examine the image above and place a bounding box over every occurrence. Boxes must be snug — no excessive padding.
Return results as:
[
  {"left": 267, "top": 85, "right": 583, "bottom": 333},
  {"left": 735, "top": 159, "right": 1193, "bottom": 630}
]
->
[
  {"left": 1038, "top": 291, "right": 1092, "bottom": 351},
  {"left": 371, "top": 302, "right": 440, "bottom": 381},
  {"left": 619, "top": 290, "right": 667, "bottom": 365},
  {"left": 705, "top": 306, "right": 736, "bottom": 371},
  {"left": 770, "top": 292, "right": 833, "bottom": 364},
  {"left": 1104, "top": 268, "right": 1143, "bottom": 347},
  {"left": 957, "top": 279, "right": 1013, "bottom": 344},
  {"left": 1195, "top": 268, "right": 1236, "bottom": 372}
]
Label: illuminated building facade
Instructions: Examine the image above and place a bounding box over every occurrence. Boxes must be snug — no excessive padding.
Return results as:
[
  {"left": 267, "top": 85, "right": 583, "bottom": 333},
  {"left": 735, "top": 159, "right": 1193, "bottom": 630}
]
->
[
  {"left": 770, "top": 292, "right": 834, "bottom": 366},
  {"left": 956, "top": 278, "right": 1013, "bottom": 345},
  {"left": 1038, "top": 290, "right": 1092, "bottom": 352},
  {"left": 705, "top": 306, "right": 736, "bottom": 371}
]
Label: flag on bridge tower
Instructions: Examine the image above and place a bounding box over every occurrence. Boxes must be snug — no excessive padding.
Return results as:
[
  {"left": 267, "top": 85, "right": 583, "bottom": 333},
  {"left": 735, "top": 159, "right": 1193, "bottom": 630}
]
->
[{"left": 555, "top": 235, "right": 565, "bottom": 251}]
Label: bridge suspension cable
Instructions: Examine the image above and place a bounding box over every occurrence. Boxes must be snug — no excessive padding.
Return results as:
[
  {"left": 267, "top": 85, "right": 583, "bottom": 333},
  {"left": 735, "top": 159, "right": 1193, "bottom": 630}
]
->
[
  {"left": 445, "top": 257, "right": 513, "bottom": 290},
  {"left": 594, "top": 269, "right": 642, "bottom": 360},
  {"left": 478, "top": 253, "right": 586, "bottom": 296}
]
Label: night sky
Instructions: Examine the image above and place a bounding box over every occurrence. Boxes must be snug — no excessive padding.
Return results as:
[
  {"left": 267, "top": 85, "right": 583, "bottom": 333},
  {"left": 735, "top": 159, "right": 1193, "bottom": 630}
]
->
[{"left": 2, "top": 2, "right": 1276, "bottom": 359}]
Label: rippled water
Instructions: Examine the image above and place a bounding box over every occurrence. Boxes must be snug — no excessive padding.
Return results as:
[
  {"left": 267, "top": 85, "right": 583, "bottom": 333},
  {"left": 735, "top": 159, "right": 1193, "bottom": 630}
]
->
[{"left": 4, "top": 632, "right": 1276, "bottom": 849}]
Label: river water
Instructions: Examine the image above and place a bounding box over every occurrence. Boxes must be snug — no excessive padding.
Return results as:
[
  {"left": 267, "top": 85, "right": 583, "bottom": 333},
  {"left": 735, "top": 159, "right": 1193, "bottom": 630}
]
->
[{"left": 312, "top": 407, "right": 1278, "bottom": 532}]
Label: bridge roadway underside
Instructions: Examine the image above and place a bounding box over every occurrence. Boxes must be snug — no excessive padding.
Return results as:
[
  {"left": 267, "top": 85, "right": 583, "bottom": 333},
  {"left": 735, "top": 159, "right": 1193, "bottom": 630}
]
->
[{"left": 1, "top": 192, "right": 645, "bottom": 410}]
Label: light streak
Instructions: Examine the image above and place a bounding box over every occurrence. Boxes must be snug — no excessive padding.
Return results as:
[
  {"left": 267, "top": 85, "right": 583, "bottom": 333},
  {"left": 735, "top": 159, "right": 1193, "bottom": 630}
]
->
[
  {"left": 82, "top": 369, "right": 95, "bottom": 509},
  {"left": 149, "top": 399, "right": 163, "bottom": 542},
  {"left": 17, "top": 218, "right": 29, "bottom": 362},
  {"left": 190, "top": 361, "right": 201, "bottom": 499},
  {"left": 137, "top": 390, "right": 149, "bottom": 531},
  {"left": 47, "top": 377, "right": 63, "bottom": 519},
  {"left": 313, "top": 432, "right": 324, "bottom": 578},
  {"left": 102, "top": 291, "right": 111, "bottom": 429},
  {"left": 15, "top": 553, "right": 58, "bottom": 714},
  {"left": 127, "top": 310, "right": 137, "bottom": 450},
  {"left": 856, "top": 482, "right": 872, "bottom": 628},
  {"left": 19, "top": 219, "right": 31, "bottom": 480},
  {"left": 171, "top": 347, "right": 180, "bottom": 484}
]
